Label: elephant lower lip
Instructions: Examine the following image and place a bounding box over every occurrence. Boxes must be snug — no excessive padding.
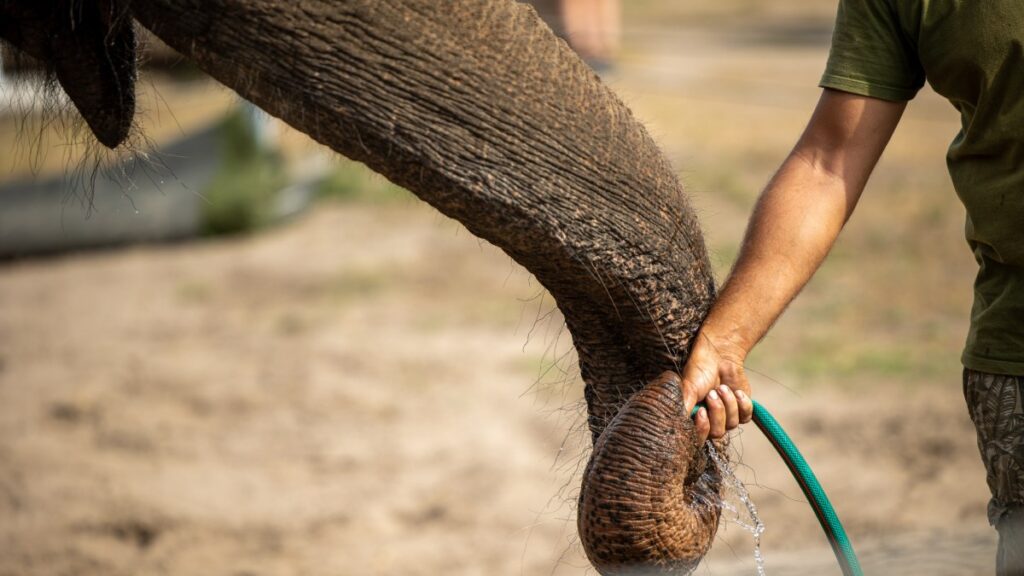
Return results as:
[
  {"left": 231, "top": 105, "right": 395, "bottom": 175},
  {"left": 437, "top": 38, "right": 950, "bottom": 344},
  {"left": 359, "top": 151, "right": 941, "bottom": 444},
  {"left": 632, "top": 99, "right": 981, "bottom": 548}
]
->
[
  {"left": 0, "top": 0, "right": 137, "bottom": 149},
  {"left": 54, "top": 0, "right": 137, "bottom": 150},
  {"left": 577, "top": 372, "right": 723, "bottom": 575}
]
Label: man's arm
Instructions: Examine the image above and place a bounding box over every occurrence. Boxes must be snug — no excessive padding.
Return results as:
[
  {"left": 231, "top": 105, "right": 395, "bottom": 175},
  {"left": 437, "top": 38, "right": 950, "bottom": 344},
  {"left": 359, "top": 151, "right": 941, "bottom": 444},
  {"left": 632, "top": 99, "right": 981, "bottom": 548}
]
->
[{"left": 683, "top": 89, "right": 907, "bottom": 442}]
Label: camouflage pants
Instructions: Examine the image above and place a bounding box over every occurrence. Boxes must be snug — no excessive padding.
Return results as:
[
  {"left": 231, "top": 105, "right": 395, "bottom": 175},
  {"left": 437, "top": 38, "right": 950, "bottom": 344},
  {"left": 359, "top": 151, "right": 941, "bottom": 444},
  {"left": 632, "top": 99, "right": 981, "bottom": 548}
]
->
[{"left": 963, "top": 368, "right": 1024, "bottom": 575}]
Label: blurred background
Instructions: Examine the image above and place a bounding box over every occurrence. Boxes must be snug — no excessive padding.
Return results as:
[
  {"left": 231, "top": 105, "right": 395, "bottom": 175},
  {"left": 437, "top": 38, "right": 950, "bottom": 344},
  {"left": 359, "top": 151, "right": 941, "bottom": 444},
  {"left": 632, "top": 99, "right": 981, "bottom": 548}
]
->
[{"left": 0, "top": 1, "right": 995, "bottom": 574}]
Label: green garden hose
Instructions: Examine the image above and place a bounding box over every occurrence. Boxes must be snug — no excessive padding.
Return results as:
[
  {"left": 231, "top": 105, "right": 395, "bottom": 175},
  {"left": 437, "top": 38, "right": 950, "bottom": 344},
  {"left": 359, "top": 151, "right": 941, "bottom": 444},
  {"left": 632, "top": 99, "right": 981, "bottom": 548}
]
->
[{"left": 693, "top": 399, "right": 864, "bottom": 576}]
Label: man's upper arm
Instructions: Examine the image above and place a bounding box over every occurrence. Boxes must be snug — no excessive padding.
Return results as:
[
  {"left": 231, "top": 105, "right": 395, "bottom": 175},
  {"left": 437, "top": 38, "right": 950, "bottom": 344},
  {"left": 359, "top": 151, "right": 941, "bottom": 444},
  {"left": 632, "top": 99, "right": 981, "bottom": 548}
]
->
[
  {"left": 821, "top": 0, "right": 925, "bottom": 102},
  {"left": 792, "top": 89, "right": 907, "bottom": 211}
]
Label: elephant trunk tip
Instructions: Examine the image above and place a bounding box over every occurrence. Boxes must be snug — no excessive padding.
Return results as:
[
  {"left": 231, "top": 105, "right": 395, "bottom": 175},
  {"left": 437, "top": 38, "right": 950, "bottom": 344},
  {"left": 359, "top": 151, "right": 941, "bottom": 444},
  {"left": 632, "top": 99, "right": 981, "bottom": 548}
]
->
[{"left": 578, "top": 372, "right": 723, "bottom": 575}]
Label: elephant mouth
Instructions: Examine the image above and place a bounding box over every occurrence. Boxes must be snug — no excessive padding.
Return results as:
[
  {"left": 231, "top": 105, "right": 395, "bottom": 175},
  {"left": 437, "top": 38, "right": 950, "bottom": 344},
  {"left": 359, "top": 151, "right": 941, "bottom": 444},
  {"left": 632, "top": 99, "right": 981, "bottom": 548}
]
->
[
  {"left": 0, "top": 0, "right": 137, "bottom": 149},
  {"left": 578, "top": 372, "right": 723, "bottom": 575}
]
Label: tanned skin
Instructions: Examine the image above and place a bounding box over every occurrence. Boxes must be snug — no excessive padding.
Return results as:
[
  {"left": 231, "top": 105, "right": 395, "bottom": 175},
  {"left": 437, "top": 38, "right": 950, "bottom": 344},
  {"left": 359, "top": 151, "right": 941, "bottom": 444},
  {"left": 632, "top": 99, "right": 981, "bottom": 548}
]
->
[{"left": 680, "top": 88, "right": 908, "bottom": 442}]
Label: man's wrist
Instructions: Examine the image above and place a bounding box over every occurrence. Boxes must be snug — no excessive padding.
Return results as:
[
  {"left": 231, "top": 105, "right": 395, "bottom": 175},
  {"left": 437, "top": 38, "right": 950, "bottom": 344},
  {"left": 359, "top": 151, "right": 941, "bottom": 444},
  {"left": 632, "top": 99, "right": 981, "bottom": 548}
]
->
[{"left": 696, "top": 322, "right": 751, "bottom": 364}]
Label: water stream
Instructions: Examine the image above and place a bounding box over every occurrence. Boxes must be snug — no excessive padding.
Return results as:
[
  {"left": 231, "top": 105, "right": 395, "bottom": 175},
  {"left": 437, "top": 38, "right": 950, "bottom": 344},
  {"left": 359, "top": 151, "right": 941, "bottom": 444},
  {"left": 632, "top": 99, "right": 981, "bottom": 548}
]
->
[{"left": 705, "top": 442, "right": 767, "bottom": 576}]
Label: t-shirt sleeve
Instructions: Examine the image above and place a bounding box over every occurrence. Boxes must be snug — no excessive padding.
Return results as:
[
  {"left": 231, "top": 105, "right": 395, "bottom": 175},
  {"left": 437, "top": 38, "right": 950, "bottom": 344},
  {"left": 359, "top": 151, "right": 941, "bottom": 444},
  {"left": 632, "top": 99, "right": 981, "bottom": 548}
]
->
[{"left": 820, "top": 0, "right": 926, "bottom": 101}]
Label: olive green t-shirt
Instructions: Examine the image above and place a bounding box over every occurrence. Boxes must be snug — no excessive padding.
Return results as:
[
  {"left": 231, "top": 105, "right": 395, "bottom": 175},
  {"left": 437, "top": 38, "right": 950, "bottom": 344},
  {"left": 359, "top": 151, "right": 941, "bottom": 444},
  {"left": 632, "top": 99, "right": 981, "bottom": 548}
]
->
[{"left": 821, "top": 0, "right": 1024, "bottom": 376}]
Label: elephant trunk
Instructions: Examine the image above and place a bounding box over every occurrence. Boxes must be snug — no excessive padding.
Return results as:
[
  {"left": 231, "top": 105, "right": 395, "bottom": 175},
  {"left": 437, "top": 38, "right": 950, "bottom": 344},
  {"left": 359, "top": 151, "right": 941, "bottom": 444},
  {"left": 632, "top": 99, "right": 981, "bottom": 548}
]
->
[
  {"left": 129, "top": 0, "right": 722, "bottom": 571},
  {"left": 579, "top": 372, "right": 722, "bottom": 574}
]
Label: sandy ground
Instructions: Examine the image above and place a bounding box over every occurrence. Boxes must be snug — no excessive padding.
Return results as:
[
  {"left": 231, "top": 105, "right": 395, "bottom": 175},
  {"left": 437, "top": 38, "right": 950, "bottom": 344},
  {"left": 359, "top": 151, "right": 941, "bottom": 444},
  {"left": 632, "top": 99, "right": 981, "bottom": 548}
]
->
[
  {"left": 0, "top": 203, "right": 588, "bottom": 576},
  {"left": 0, "top": 201, "right": 997, "bottom": 576},
  {"left": 0, "top": 8, "right": 1004, "bottom": 576}
]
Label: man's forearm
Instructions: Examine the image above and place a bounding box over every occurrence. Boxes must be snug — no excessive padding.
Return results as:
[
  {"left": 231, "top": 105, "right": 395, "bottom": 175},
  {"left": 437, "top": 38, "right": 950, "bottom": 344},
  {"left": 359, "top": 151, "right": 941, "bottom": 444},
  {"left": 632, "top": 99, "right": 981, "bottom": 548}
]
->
[
  {"left": 700, "top": 90, "right": 907, "bottom": 357},
  {"left": 701, "top": 150, "right": 855, "bottom": 355}
]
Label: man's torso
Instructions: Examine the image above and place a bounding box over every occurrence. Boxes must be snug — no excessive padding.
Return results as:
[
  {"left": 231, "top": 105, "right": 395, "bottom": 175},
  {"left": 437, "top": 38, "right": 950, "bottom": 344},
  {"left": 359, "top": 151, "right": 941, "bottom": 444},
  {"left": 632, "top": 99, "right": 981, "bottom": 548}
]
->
[{"left": 823, "top": 0, "right": 1024, "bottom": 374}]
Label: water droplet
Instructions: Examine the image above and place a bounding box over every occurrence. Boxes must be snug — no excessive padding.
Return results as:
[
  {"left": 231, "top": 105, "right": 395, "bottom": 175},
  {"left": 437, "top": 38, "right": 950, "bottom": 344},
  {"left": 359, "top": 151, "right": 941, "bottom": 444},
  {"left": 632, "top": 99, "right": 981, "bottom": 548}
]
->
[{"left": 706, "top": 442, "right": 767, "bottom": 575}]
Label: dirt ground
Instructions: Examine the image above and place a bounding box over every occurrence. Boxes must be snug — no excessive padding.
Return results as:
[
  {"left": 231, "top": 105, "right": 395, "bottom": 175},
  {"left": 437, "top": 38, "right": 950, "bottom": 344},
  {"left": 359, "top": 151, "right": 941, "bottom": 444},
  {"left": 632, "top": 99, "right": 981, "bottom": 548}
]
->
[
  {"left": 0, "top": 200, "right": 998, "bottom": 576},
  {"left": 0, "top": 6, "right": 1003, "bottom": 576}
]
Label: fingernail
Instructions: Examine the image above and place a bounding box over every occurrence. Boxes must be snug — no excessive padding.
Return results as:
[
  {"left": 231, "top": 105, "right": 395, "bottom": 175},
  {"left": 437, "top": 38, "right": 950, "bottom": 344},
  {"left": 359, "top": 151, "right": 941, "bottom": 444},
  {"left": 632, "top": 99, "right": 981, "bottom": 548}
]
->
[
  {"left": 719, "top": 385, "right": 730, "bottom": 395},
  {"left": 735, "top": 390, "right": 746, "bottom": 399},
  {"left": 708, "top": 389, "right": 719, "bottom": 401}
]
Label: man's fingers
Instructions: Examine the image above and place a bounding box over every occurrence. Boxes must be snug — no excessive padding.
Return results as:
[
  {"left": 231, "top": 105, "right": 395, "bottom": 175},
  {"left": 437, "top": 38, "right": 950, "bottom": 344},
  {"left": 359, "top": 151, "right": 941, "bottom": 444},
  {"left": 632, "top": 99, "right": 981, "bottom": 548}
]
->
[
  {"left": 695, "top": 407, "right": 710, "bottom": 444},
  {"left": 680, "top": 358, "right": 718, "bottom": 414},
  {"left": 706, "top": 388, "right": 726, "bottom": 439},
  {"left": 736, "top": 389, "right": 754, "bottom": 424},
  {"left": 719, "top": 358, "right": 752, "bottom": 428},
  {"left": 678, "top": 335, "right": 753, "bottom": 437},
  {"left": 679, "top": 363, "right": 705, "bottom": 413},
  {"left": 718, "top": 385, "right": 740, "bottom": 430}
]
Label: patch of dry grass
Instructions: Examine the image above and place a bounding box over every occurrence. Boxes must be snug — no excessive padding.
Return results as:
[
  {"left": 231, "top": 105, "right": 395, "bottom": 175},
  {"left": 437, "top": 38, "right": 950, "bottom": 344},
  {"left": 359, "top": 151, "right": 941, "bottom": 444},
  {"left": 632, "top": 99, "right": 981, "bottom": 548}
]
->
[{"left": 626, "top": 0, "right": 838, "bottom": 27}]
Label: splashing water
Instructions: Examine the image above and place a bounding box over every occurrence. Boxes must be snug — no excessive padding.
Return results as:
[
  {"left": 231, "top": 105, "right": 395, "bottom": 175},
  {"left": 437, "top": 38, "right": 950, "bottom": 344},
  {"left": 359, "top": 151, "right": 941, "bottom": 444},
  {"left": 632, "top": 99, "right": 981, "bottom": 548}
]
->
[{"left": 697, "top": 441, "right": 768, "bottom": 576}]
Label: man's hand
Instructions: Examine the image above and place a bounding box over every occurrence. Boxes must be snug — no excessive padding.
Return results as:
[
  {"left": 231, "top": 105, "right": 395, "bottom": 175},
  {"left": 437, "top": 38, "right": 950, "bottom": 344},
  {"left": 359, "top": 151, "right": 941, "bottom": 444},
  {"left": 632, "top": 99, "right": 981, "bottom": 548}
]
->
[{"left": 681, "top": 330, "right": 753, "bottom": 443}]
